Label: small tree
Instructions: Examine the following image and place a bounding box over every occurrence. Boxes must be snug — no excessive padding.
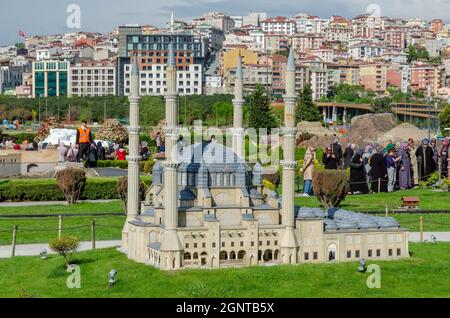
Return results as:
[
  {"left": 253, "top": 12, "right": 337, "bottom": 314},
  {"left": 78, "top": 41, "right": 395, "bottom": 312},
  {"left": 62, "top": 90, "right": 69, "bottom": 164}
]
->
[
  {"left": 296, "top": 84, "right": 322, "bottom": 122},
  {"left": 246, "top": 84, "right": 279, "bottom": 130},
  {"left": 312, "top": 170, "right": 349, "bottom": 209},
  {"left": 117, "top": 176, "right": 147, "bottom": 213},
  {"left": 95, "top": 118, "right": 128, "bottom": 144},
  {"left": 55, "top": 168, "right": 86, "bottom": 204},
  {"left": 440, "top": 105, "right": 450, "bottom": 136},
  {"left": 49, "top": 236, "right": 80, "bottom": 266},
  {"left": 371, "top": 97, "right": 393, "bottom": 114}
]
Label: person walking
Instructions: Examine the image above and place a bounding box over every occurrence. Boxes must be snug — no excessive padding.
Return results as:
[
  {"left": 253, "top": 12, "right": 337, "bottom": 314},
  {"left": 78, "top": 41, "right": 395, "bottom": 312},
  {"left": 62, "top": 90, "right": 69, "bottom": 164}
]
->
[
  {"left": 76, "top": 120, "right": 93, "bottom": 162},
  {"left": 301, "top": 146, "right": 315, "bottom": 196},
  {"left": 156, "top": 132, "right": 162, "bottom": 153},
  {"left": 349, "top": 148, "right": 369, "bottom": 194},
  {"left": 87, "top": 142, "right": 98, "bottom": 168},
  {"left": 397, "top": 142, "right": 412, "bottom": 190},
  {"left": 67, "top": 144, "right": 79, "bottom": 162}
]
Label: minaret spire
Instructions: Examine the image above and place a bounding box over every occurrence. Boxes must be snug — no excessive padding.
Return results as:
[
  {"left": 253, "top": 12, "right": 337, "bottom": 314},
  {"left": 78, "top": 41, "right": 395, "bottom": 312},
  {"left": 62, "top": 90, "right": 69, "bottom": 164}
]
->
[
  {"left": 122, "top": 52, "right": 141, "bottom": 249},
  {"left": 159, "top": 12, "right": 183, "bottom": 270},
  {"left": 280, "top": 46, "right": 299, "bottom": 264},
  {"left": 232, "top": 54, "right": 244, "bottom": 158}
]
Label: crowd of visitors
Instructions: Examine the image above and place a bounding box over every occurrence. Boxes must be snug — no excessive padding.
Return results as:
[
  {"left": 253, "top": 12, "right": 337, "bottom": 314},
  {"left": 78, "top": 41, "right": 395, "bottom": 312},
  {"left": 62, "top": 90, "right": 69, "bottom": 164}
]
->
[{"left": 301, "top": 135, "right": 450, "bottom": 196}]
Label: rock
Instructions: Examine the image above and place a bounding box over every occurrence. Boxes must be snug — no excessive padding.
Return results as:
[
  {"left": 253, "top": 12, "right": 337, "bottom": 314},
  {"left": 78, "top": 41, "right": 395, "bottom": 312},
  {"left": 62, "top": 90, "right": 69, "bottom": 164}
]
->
[
  {"left": 347, "top": 113, "right": 397, "bottom": 145},
  {"left": 296, "top": 121, "right": 335, "bottom": 137},
  {"left": 377, "top": 123, "right": 428, "bottom": 145}
]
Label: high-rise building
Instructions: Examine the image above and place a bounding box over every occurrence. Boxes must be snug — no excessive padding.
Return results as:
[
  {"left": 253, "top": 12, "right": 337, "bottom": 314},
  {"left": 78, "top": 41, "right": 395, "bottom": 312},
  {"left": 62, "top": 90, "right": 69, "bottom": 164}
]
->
[{"left": 32, "top": 59, "right": 69, "bottom": 97}]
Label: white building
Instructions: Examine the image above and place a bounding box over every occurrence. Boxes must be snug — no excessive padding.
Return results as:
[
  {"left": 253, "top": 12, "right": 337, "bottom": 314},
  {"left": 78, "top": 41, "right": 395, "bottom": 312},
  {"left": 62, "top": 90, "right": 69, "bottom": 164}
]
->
[
  {"left": 124, "top": 63, "right": 203, "bottom": 96},
  {"left": 261, "top": 16, "right": 296, "bottom": 36},
  {"left": 69, "top": 60, "right": 116, "bottom": 97},
  {"left": 349, "top": 43, "right": 385, "bottom": 61},
  {"left": 36, "top": 49, "right": 50, "bottom": 61}
]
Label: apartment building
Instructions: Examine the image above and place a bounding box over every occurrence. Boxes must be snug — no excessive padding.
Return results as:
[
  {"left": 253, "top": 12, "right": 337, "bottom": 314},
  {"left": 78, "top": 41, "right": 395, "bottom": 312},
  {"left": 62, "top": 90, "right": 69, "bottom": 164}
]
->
[
  {"left": 359, "top": 63, "right": 388, "bottom": 93},
  {"left": 261, "top": 16, "right": 296, "bottom": 36},
  {"left": 69, "top": 60, "right": 116, "bottom": 97}
]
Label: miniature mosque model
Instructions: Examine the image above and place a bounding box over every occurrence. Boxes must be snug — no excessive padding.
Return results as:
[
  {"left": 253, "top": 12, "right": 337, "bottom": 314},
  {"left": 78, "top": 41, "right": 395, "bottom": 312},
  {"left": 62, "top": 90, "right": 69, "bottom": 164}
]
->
[{"left": 121, "top": 22, "right": 409, "bottom": 270}]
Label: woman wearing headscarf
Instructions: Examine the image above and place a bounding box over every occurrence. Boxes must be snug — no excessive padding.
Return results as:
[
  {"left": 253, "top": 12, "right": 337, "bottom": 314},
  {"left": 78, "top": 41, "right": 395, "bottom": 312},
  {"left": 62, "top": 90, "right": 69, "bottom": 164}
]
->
[
  {"left": 439, "top": 138, "right": 449, "bottom": 178},
  {"left": 323, "top": 146, "right": 339, "bottom": 170},
  {"left": 301, "top": 146, "right": 316, "bottom": 196},
  {"left": 343, "top": 144, "right": 355, "bottom": 169},
  {"left": 430, "top": 138, "right": 438, "bottom": 166},
  {"left": 57, "top": 142, "right": 67, "bottom": 162},
  {"left": 416, "top": 138, "right": 436, "bottom": 181},
  {"left": 397, "top": 142, "right": 412, "bottom": 190},
  {"left": 349, "top": 148, "right": 368, "bottom": 194},
  {"left": 369, "top": 146, "right": 388, "bottom": 193},
  {"left": 407, "top": 138, "right": 419, "bottom": 186}
]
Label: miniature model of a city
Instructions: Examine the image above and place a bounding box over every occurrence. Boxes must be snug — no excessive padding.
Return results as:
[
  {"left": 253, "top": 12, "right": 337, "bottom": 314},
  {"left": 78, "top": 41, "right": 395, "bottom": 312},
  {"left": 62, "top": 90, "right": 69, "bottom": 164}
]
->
[{"left": 120, "top": 34, "right": 409, "bottom": 271}]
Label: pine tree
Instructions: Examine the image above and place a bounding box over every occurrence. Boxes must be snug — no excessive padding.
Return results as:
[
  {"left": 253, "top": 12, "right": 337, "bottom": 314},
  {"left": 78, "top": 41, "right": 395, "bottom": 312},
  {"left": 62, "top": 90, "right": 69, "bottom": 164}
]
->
[
  {"left": 296, "top": 84, "right": 322, "bottom": 122},
  {"left": 246, "top": 84, "right": 279, "bottom": 130}
]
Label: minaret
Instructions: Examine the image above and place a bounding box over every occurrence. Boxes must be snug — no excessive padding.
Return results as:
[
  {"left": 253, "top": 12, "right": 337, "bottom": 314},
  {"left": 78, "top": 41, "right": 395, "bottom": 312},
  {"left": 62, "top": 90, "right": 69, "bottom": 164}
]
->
[
  {"left": 280, "top": 47, "right": 299, "bottom": 264},
  {"left": 159, "top": 13, "right": 183, "bottom": 270},
  {"left": 232, "top": 55, "right": 244, "bottom": 158},
  {"left": 122, "top": 53, "right": 141, "bottom": 249}
]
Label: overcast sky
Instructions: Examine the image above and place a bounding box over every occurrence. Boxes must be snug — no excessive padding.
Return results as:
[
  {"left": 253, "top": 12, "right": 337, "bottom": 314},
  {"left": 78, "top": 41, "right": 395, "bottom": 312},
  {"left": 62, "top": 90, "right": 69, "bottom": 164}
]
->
[{"left": 0, "top": 0, "right": 448, "bottom": 45}]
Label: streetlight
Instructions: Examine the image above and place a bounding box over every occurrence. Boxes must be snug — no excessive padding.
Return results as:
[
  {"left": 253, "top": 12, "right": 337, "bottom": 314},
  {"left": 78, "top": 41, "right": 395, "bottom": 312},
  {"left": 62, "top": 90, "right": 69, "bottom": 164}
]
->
[{"left": 108, "top": 269, "right": 117, "bottom": 287}]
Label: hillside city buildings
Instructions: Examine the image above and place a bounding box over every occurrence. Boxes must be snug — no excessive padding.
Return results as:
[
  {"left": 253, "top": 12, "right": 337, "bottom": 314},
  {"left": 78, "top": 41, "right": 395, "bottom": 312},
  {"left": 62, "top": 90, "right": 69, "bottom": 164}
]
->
[{"left": 1, "top": 12, "right": 450, "bottom": 101}]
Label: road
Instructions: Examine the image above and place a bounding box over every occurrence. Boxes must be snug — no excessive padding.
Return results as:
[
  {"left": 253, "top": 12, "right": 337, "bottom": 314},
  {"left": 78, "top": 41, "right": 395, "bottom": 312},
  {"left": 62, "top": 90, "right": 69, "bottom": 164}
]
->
[{"left": 0, "top": 240, "right": 121, "bottom": 258}]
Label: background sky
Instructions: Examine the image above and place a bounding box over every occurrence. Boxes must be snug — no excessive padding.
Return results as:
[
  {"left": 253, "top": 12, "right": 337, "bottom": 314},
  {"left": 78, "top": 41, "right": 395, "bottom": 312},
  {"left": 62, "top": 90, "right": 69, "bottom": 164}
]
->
[{"left": 0, "top": 0, "right": 448, "bottom": 46}]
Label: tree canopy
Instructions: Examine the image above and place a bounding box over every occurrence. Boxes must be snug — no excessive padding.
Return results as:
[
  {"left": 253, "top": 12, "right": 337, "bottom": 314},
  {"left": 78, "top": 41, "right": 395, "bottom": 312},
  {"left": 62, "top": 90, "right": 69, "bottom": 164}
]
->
[
  {"left": 246, "top": 84, "right": 279, "bottom": 130},
  {"left": 296, "top": 84, "right": 322, "bottom": 122}
]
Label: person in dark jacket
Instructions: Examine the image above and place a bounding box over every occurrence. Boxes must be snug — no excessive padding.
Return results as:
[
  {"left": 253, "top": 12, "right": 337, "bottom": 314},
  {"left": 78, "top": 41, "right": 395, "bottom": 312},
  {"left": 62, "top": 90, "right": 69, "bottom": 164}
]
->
[
  {"left": 343, "top": 144, "right": 355, "bottom": 169},
  {"left": 323, "top": 147, "right": 339, "bottom": 169},
  {"left": 331, "top": 137, "right": 343, "bottom": 168},
  {"left": 97, "top": 141, "right": 106, "bottom": 161},
  {"left": 349, "top": 148, "right": 369, "bottom": 194},
  {"left": 416, "top": 138, "right": 436, "bottom": 181},
  {"left": 370, "top": 146, "right": 388, "bottom": 193},
  {"left": 87, "top": 142, "right": 98, "bottom": 168}
]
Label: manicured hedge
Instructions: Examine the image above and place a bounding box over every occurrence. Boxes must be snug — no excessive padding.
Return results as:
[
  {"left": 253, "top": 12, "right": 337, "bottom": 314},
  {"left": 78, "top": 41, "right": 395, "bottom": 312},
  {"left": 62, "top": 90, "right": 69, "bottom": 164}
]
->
[{"left": 0, "top": 176, "right": 152, "bottom": 202}]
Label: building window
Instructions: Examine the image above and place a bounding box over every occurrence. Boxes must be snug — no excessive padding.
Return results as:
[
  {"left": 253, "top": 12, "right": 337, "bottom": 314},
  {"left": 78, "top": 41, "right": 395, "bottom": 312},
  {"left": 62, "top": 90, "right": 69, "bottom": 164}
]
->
[
  {"left": 251, "top": 241, "right": 254, "bottom": 247},
  {"left": 194, "top": 243, "right": 197, "bottom": 248},
  {"left": 231, "top": 242, "right": 234, "bottom": 247},
  {"left": 368, "top": 249, "right": 372, "bottom": 257},
  {"left": 240, "top": 241, "right": 244, "bottom": 247},
  {"left": 221, "top": 242, "right": 225, "bottom": 247},
  {"left": 267, "top": 241, "right": 270, "bottom": 246},
  {"left": 202, "top": 242, "right": 206, "bottom": 248},
  {"left": 185, "top": 243, "right": 189, "bottom": 248},
  {"left": 376, "top": 249, "right": 381, "bottom": 257},
  {"left": 212, "top": 242, "right": 216, "bottom": 248},
  {"left": 259, "top": 241, "right": 262, "bottom": 246},
  {"left": 274, "top": 240, "right": 278, "bottom": 245},
  {"left": 355, "top": 250, "right": 360, "bottom": 258},
  {"left": 388, "top": 249, "right": 393, "bottom": 256},
  {"left": 313, "top": 252, "right": 318, "bottom": 260},
  {"left": 304, "top": 252, "right": 309, "bottom": 260},
  {"left": 347, "top": 250, "right": 351, "bottom": 258},
  {"left": 397, "top": 248, "right": 401, "bottom": 256}
]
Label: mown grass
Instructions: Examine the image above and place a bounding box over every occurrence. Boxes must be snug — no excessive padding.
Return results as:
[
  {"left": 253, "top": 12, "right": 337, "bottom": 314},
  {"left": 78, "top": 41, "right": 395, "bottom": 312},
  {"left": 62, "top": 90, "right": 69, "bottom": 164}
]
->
[
  {"left": 0, "top": 243, "right": 448, "bottom": 298},
  {"left": 295, "top": 188, "right": 450, "bottom": 211}
]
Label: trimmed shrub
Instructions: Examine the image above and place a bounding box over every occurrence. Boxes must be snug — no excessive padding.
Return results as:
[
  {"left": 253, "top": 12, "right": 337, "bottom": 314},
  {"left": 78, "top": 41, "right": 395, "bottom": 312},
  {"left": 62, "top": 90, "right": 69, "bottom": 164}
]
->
[
  {"left": 143, "top": 156, "right": 155, "bottom": 174},
  {"left": 55, "top": 168, "right": 87, "bottom": 204},
  {"left": 49, "top": 236, "right": 80, "bottom": 266},
  {"left": 312, "top": 170, "right": 349, "bottom": 209},
  {"left": 0, "top": 176, "right": 152, "bottom": 202}
]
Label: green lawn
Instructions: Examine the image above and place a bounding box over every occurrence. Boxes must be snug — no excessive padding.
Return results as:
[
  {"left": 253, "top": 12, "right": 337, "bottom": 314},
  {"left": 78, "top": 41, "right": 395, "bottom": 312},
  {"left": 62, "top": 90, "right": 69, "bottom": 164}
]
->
[
  {"left": 295, "top": 188, "right": 450, "bottom": 211},
  {"left": 0, "top": 243, "right": 449, "bottom": 298},
  {"left": 0, "top": 201, "right": 123, "bottom": 215}
]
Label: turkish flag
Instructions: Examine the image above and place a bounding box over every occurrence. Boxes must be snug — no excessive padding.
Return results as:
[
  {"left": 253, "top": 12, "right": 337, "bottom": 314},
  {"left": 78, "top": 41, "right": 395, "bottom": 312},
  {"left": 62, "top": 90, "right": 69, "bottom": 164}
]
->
[{"left": 18, "top": 30, "right": 25, "bottom": 37}]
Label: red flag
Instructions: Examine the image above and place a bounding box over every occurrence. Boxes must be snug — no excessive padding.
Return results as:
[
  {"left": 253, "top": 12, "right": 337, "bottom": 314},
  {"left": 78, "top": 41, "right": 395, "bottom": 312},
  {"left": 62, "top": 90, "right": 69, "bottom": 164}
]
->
[{"left": 18, "top": 30, "right": 25, "bottom": 37}]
